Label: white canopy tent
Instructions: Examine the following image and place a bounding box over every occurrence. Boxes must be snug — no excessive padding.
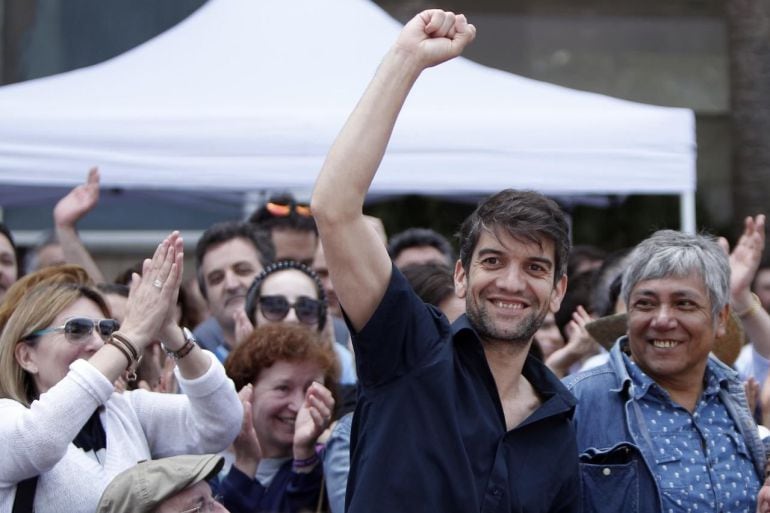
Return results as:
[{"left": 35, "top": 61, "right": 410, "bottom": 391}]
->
[{"left": 0, "top": 0, "right": 696, "bottom": 231}]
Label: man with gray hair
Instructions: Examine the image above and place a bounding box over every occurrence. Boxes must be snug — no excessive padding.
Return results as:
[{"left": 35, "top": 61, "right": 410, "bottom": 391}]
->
[{"left": 564, "top": 228, "right": 767, "bottom": 513}]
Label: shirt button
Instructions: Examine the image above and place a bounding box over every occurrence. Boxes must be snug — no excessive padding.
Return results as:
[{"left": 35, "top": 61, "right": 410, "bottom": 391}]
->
[
  {"left": 602, "top": 467, "right": 612, "bottom": 476},
  {"left": 491, "top": 487, "right": 502, "bottom": 497}
]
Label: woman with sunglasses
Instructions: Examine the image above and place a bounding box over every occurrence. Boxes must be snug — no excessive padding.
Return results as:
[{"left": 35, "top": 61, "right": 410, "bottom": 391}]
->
[
  {"left": 0, "top": 233, "right": 241, "bottom": 513},
  {"left": 214, "top": 261, "right": 339, "bottom": 513},
  {"left": 239, "top": 260, "right": 356, "bottom": 388}
]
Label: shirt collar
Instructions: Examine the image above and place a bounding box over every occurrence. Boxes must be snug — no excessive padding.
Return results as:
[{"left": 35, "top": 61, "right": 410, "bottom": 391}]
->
[
  {"left": 617, "top": 338, "right": 727, "bottom": 401},
  {"left": 451, "top": 314, "right": 577, "bottom": 419}
]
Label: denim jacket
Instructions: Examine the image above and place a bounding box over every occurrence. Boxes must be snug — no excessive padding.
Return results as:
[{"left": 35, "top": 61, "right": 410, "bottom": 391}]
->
[{"left": 563, "top": 337, "right": 766, "bottom": 513}]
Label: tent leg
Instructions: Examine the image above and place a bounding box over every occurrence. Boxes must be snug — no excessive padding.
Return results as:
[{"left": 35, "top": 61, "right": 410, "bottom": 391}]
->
[{"left": 680, "top": 191, "right": 696, "bottom": 234}]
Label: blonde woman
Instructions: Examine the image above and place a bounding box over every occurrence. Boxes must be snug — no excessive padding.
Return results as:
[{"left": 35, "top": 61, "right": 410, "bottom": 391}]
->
[{"left": 0, "top": 233, "right": 241, "bottom": 512}]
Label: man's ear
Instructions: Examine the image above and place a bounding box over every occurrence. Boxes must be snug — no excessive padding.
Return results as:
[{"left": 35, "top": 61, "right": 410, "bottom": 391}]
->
[
  {"left": 715, "top": 304, "right": 729, "bottom": 339},
  {"left": 15, "top": 342, "right": 38, "bottom": 374},
  {"left": 454, "top": 260, "right": 467, "bottom": 299},
  {"left": 549, "top": 274, "right": 568, "bottom": 313}
]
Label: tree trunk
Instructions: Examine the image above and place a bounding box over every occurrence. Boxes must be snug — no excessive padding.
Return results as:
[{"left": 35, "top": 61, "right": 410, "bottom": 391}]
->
[{"left": 726, "top": 0, "right": 770, "bottom": 230}]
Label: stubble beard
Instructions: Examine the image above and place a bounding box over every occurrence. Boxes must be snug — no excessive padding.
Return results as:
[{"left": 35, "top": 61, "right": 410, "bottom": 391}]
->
[{"left": 466, "top": 297, "right": 549, "bottom": 346}]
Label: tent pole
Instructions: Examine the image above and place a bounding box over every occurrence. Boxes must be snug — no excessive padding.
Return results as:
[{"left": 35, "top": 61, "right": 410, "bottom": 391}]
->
[{"left": 680, "top": 191, "right": 696, "bottom": 234}]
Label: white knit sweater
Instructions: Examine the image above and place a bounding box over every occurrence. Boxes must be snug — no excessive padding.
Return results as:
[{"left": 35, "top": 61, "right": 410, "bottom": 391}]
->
[{"left": 0, "top": 351, "right": 241, "bottom": 513}]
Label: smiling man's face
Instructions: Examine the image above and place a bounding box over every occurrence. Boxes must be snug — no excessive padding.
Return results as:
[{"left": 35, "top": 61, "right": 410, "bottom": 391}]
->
[
  {"left": 201, "top": 237, "right": 262, "bottom": 335},
  {"left": 626, "top": 272, "right": 726, "bottom": 390},
  {"left": 454, "top": 227, "right": 566, "bottom": 346}
]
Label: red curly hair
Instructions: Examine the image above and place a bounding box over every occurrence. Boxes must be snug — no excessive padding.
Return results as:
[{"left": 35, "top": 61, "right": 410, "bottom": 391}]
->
[{"left": 225, "top": 323, "right": 339, "bottom": 391}]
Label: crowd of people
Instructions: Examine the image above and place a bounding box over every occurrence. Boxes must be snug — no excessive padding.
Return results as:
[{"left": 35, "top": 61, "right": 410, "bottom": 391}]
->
[{"left": 1, "top": 8, "right": 770, "bottom": 513}]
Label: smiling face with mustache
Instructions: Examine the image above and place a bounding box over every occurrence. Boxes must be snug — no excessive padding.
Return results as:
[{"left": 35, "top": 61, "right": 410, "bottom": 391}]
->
[{"left": 201, "top": 237, "right": 263, "bottom": 340}]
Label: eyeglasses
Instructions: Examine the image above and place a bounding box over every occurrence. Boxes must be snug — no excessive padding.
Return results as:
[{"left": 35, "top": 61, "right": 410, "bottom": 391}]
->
[
  {"left": 22, "top": 318, "right": 120, "bottom": 344},
  {"left": 179, "top": 494, "right": 224, "bottom": 513},
  {"left": 259, "top": 295, "right": 322, "bottom": 325},
  {"left": 265, "top": 201, "right": 312, "bottom": 218}
]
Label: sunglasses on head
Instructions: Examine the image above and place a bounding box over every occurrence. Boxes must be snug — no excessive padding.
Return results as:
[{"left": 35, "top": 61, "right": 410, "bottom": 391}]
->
[
  {"left": 258, "top": 295, "right": 321, "bottom": 325},
  {"left": 23, "top": 318, "right": 120, "bottom": 344},
  {"left": 265, "top": 201, "right": 312, "bottom": 218}
]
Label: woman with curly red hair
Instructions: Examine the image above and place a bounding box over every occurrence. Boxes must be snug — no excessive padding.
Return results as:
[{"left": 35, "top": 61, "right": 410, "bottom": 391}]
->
[{"left": 220, "top": 323, "right": 336, "bottom": 513}]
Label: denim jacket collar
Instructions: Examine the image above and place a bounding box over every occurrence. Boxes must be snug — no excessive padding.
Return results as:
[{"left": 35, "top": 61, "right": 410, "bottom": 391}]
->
[{"left": 606, "top": 336, "right": 737, "bottom": 398}]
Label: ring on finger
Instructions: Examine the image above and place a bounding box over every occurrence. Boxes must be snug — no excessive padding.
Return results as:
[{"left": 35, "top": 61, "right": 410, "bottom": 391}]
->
[{"left": 152, "top": 279, "right": 163, "bottom": 289}]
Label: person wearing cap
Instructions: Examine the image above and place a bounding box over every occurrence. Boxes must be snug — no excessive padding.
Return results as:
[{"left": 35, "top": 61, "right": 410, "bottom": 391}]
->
[
  {"left": 564, "top": 225, "right": 768, "bottom": 513},
  {"left": 97, "top": 454, "right": 228, "bottom": 513}
]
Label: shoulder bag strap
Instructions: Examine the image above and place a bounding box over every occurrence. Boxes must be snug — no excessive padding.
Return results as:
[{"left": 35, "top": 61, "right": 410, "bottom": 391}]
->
[{"left": 13, "top": 476, "right": 39, "bottom": 513}]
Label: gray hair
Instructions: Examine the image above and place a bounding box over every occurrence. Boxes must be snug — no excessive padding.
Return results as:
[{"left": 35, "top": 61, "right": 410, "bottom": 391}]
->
[{"left": 621, "top": 230, "right": 729, "bottom": 319}]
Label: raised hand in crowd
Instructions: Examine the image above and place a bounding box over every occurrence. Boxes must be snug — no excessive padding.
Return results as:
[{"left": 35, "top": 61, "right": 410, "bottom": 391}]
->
[
  {"left": 394, "top": 9, "right": 477, "bottom": 69},
  {"left": 0, "top": 231, "right": 241, "bottom": 513},
  {"left": 745, "top": 377, "right": 760, "bottom": 418},
  {"left": 233, "top": 308, "right": 254, "bottom": 347},
  {"left": 137, "top": 344, "right": 178, "bottom": 394},
  {"left": 759, "top": 371, "right": 770, "bottom": 428},
  {"left": 86, "top": 232, "right": 183, "bottom": 381},
  {"left": 720, "top": 215, "right": 770, "bottom": 361},
  {"left": 545, "top": 305, "right": 599, "bottom": 378},
  {"left": 292, "top": 382, "right": 335, "bottom": 465},
  {"left": 53, "top": 167, "right": 105, "bottom": 283},
  {"left": 726, "top": 215, "right": 766, "bottom": 311},
  {"left": 232, "top": 384, "right": 262, "bottom": 478},
  {"left": 759, "top": 478, "right": 770, "bottom": 513}
]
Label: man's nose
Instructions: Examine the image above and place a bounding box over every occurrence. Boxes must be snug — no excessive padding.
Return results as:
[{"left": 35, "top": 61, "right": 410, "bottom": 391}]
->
[
  {"left": 650, "top": 304, "right": 677, "bottom": 330},
  {"left": 223, "top": 269, "right": 241, "bottom": 290},
  {"left": 496, "top": 265, "right": 525, "bottom": 292}
]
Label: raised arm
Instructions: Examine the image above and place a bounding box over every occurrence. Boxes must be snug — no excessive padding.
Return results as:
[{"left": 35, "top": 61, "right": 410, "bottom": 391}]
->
[
  {"left": 53, "top": 167, "right": 105, "bottom": 283},
  {"left": 311, "top": 10, "right": 475, "bottom": 331},
  {"left": 726, "top": 215, "right": 770, "bottom": 358}
]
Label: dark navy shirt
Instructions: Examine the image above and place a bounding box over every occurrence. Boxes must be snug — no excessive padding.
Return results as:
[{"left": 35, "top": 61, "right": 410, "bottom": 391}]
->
[{"left": 345, "top": 266, "right": 581, "bottom": 513}]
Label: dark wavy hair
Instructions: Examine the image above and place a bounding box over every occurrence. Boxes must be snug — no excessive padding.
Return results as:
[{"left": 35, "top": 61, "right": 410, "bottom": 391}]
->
[
  {"left": 456, "top": 189, "right": 570, "bottom": 282},
  {"left": 245, "top": 260, "right": 328, "bottom": 331},
  {"left": 195, "top": 221, "right": 275, "bottom": 299}
]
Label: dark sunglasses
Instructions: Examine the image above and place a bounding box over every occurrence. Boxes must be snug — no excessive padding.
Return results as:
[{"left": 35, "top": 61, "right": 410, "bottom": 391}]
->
[
  {"left": 23, "top": 318, "right": 120, "bottom": 344},
  {"left": 258, "top": 295, "right": 321, "bottom": 325},
  {"left": 265, "top": 201, "right": 312, "bottom": 218}
]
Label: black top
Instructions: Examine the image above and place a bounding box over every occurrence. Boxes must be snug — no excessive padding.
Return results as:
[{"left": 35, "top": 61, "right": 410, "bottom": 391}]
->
[{"left": 345, "top": 266, "right": 581, "bottom": 513}]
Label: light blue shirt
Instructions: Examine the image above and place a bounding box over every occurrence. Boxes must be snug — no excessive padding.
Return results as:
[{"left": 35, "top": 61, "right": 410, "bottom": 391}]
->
[{"left": 625, "top": 354, "right": 761, "bottom": 513}]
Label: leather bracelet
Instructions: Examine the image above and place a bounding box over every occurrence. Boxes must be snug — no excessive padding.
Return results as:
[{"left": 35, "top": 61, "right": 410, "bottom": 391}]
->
[
  {"left": 163, "top": 327, "right": 197, "bottom": 360},
  {"left": 111, "top": 332, "right": 141, "bottom": 361},
  {"left": 107, "top": 339, "right": 132, "bottom": 366},
  {"left": 735, "top": 292, "right": 761, "bottom": 319},
  {"left": 110, "top": 332, "right": 141, "bottom": 381},
  {"left": 107, "top": 338, "right": 139, "bottom": 381}
]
